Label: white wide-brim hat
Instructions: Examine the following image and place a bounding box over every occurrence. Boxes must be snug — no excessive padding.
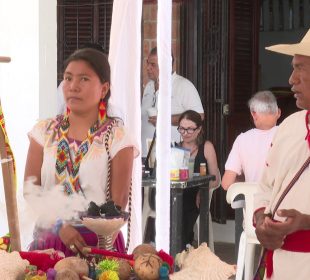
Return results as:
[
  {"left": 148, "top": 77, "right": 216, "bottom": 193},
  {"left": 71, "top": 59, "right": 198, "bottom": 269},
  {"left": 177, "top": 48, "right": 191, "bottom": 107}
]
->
[
  {"left": 0, "top": 56, "right": 11, "bottom": 63},
  {"left": 266, "top": 29, "right": 310, "bottom": 56}
]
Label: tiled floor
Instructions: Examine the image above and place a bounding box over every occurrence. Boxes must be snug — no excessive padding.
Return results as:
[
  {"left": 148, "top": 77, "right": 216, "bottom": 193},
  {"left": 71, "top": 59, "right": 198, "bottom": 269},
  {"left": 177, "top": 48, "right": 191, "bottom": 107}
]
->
[
  {"left": 214, "top": 241, "right": 236, "bottom": 265},
  {"left": 145, "top": 219, "right": 260, "bottom": 278},
  {"left": 214, "top": 241, "right": 262, "bottom": 280}
]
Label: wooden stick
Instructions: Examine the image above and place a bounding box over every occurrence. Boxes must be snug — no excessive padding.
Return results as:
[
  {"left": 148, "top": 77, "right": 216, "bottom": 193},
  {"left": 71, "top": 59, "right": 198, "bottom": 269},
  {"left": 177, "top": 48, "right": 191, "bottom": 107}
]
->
[
  {"left": 0, "top": 121, "right": 21, "bottom": 251},
  {"left": 82, "top": 246, "right": 134, "bottom": 260},
  {"left": 0, "top": 59, "right": 20, "bottom": 251},
  {"left": 0, "top": 56, "right": 11, "bottom": 63}
]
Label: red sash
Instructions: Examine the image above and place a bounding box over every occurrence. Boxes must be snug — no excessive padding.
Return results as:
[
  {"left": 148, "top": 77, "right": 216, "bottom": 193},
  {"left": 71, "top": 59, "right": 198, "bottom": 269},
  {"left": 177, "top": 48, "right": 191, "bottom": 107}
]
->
[
  {"left": 266, "top": 230, "right": 310, "bottom": 278},
  {"left": 254, "top": 154, "right": 310, "bottom": 280}
]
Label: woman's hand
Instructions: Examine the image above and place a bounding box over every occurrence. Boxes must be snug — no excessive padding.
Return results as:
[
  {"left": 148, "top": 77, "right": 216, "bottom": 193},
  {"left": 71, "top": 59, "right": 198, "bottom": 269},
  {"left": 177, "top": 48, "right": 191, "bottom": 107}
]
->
[
  {"left": 203, "top": 141, "right": 220, "bottom": 189},
  {"left": 58, "top": 224, "right": 87, "bottom": 253}
]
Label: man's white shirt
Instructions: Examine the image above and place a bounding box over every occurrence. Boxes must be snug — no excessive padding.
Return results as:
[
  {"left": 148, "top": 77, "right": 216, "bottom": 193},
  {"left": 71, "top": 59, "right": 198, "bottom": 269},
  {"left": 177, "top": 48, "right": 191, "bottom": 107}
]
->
[{"left": 141, "top": 72, "right": 204, "bottom": 157}]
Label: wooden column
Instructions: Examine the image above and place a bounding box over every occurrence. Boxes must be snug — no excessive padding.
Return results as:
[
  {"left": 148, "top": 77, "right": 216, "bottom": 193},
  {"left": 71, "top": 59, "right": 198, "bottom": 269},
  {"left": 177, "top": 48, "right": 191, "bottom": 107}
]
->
[{"left": 0, "top": 56, "right": 21, "bottom": 251}]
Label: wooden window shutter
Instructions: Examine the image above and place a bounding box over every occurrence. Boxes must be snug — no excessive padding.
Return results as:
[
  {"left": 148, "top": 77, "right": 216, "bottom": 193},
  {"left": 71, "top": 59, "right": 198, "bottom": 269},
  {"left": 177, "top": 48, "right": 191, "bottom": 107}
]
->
[
  {"left": 98, "top": 2, "right": 113, "bottom": 51},
  {"left": 227, "top": 0, "right": 260, "bottom": 148},
  {"left": 229, "top": 0, "right": 260, "bottom": 113},
  {"left": 57, "top": 0, "right": 113, "bottom": 83}
]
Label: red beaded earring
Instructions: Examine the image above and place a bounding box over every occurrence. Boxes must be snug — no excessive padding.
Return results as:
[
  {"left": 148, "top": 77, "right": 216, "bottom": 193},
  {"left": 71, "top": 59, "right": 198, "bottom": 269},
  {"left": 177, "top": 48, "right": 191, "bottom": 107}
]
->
[
  {"left": 98, "top": 99, "right": 107, "bottom": 124},
  {"left": 65, "top": 107, "right": 70, "bottom": 116}
]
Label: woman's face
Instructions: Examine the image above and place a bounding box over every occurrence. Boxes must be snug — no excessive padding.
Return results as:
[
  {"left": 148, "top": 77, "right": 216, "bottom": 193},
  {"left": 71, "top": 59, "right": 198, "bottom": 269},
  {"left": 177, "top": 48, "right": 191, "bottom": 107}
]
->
[
  {"left": 178, "top": 118, "right": 201, "bottom": 143},
  {"left": 63, "top": 60, "right": 109, "bottom": 114}
]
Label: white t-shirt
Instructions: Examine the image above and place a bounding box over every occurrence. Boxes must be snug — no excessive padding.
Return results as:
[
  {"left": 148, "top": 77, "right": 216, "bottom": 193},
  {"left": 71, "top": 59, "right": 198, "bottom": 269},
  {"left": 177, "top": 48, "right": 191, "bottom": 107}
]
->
[
  {"left": 225, "top": 126, "right": 278, "bottom": 182},
  {"left": 141, "top": 72, "right": 204, "bottom": 157}
]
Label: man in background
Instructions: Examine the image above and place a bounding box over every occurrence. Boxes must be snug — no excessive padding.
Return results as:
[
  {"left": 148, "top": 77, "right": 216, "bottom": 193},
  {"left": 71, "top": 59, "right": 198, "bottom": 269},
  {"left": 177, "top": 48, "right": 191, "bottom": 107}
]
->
[
  {"left": 141, "top": 47, "right": 204, "bottom": 159},
  {"left": 141, "top": 47, "right": 204, "bottom": 244},
  {"left": 222, "top": 90, "right": 280, "bottom": 255},
  {"left": 222, "top": 90, "right": 280, "bottom": 188}
]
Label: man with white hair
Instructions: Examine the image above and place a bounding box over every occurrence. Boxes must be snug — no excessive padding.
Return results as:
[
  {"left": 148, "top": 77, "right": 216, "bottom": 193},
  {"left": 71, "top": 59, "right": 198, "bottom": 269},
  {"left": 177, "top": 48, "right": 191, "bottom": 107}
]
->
[
  {"left": 222, "top": 90, "right": 280, "bottom": 256},
  {"left": 222, "top": 90, "right": 281, "bottom": 189},
  {"left": 254, "top": 29, "right": 310, "bottom": 279}
]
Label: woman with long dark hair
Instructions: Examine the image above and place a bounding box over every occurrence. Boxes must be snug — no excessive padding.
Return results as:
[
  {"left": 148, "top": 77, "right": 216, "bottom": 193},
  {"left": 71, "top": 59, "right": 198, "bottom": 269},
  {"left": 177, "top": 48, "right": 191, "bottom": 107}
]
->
[{"left": 24, "top": 48, "right": 138, "bottom": 255}]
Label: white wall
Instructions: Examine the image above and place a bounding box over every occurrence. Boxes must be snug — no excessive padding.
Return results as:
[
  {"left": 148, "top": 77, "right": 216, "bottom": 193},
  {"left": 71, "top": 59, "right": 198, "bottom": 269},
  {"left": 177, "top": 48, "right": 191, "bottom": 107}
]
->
[
  {"left": 39, "top": 0, "right": 58, "bottom": 119},
  {"left": 0, "top": 0, "right": 57, "bottom": 241}
]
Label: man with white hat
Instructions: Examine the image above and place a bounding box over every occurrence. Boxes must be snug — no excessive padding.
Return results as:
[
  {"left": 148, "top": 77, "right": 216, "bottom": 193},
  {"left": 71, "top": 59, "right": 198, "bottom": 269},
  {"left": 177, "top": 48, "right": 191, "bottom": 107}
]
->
[{"left": 254, "top": 29, "right": 310, "bottom": 279}]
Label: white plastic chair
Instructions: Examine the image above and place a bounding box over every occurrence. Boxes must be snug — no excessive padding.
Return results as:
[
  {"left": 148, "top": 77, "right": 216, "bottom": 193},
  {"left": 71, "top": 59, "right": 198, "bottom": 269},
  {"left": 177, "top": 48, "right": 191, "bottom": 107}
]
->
[
  {"left": 196, "top": 169, "right": 221, "bottom": 252},
  {"left": 226, "top": 182, "right": 260, "bottom": 280}
]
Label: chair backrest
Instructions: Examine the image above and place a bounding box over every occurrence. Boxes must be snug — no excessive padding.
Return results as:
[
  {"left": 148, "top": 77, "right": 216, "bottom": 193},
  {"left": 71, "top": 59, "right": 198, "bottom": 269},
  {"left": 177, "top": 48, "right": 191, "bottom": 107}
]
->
[
  {"left": 226, "top": 182, "right": 259, "bottom": 242},
  {"left": 209, "top": 169, "right": 221, "bottom": 206}
]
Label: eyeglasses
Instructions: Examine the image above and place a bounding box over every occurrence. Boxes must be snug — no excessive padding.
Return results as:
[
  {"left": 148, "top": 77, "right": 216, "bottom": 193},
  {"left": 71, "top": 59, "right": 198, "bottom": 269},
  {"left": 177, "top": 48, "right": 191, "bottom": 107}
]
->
[{"left": 177, "top": 126, "right": 198, "bottom": 134}]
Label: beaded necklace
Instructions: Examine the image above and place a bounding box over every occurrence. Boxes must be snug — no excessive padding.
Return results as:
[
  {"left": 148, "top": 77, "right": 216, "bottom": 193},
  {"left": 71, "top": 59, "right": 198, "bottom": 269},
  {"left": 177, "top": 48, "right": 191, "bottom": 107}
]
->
[{"left": 55, "top": 101, "right": 108, "bottom": 196}]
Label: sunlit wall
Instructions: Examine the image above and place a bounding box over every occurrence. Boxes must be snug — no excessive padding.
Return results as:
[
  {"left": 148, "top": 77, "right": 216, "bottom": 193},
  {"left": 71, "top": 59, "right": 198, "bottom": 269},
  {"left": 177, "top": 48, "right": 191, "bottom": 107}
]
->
[{"left": 0, "top": 0, "right": 57, "bottom": 242}]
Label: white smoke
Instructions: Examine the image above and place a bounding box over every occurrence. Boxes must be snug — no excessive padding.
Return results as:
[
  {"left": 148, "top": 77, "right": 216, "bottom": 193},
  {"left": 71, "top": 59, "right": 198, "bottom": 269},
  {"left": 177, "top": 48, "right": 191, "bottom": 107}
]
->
[
  {"left": 1, "top": 178, "right": 92, "bottom": 250},
  {"left": 23, "top": 178, "right": 89, "bottom": 227}
]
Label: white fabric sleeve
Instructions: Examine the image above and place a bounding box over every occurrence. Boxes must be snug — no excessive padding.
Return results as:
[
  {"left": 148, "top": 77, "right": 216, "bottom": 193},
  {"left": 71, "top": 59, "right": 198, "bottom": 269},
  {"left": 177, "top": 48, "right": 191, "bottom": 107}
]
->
[
  {"left": 110, "top": 125, "right": 140, "bottom": 159},
  {"left": 27, "top": 119, "right": 53, "bottom": 147},
  {"left": 224, "top": 135, "right": 242, "bottom": 175}
]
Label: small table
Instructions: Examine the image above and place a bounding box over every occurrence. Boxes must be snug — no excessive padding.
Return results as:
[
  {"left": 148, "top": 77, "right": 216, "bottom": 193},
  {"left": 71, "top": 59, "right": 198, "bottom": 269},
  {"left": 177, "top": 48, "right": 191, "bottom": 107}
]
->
[{"left": 142, "top": 175, "right": 215, "bottom": 257}]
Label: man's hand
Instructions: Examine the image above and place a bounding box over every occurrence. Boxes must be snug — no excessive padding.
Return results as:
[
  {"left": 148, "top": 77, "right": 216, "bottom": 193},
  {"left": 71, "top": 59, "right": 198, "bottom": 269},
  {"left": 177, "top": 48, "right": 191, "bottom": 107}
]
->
[
  {"left": 255, "top": 214, "right": 287, "bottom": 250},
  {"left": 58, "top": 224, "right": 87, "bottom": 253},
  {"left": 148, "top": 116, "right": 157, "bottom": 126},
  {"left": 276, "top": 209, "right": 310, "bottom": 233},
  {"left": 255, "top": 209, "right": 310, "bottom": 250}
]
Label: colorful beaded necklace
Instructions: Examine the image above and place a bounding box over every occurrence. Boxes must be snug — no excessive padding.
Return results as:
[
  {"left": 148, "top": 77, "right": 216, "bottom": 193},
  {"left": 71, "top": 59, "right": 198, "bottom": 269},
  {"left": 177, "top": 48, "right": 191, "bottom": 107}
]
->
[{"left": 55, "top": 100, "right": 108, "bottom": 196}]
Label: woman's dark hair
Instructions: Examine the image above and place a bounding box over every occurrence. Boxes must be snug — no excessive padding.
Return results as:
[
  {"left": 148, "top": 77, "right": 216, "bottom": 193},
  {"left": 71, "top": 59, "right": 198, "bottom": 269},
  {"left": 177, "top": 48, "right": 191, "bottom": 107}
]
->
[
  {"left": 178, "top": 110, "right": 204, "bottom": 144},
  {"left": 82, "top": 43, "right": 106, "bottom": 54},
  {"left": 64, "top": 48, "right": 111, "bottom": 102}
]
